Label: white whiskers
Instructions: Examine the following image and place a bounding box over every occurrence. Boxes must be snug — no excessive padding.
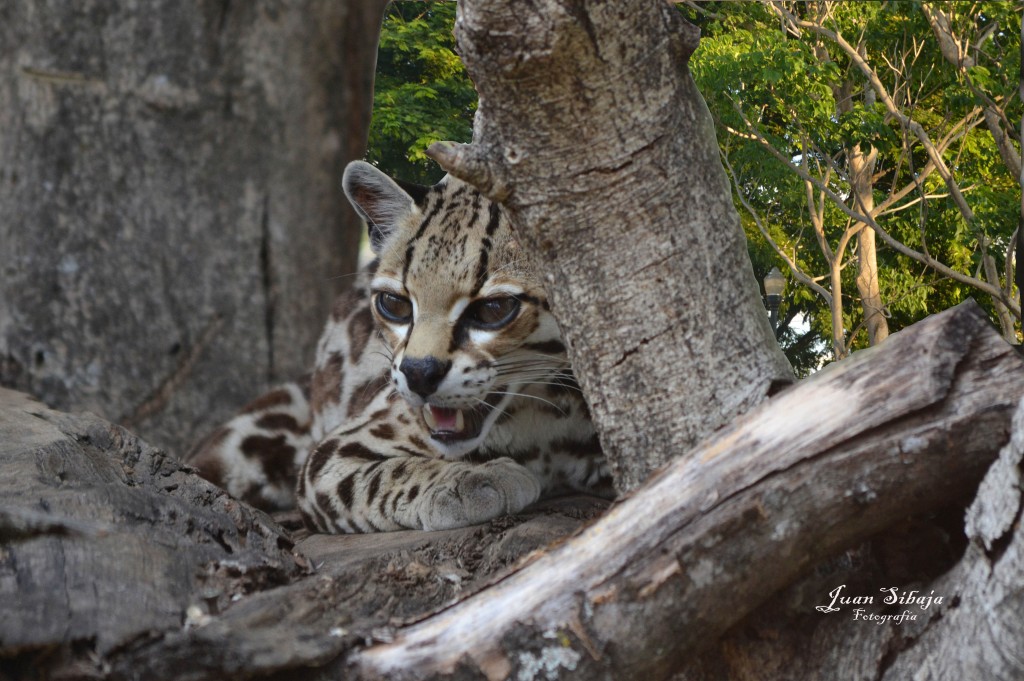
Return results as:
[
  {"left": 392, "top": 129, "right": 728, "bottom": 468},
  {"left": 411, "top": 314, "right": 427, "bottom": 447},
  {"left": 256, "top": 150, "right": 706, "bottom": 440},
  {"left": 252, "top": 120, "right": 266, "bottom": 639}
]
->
[{"left": 482, "top": 387, "right": 568, "bottom": 416}]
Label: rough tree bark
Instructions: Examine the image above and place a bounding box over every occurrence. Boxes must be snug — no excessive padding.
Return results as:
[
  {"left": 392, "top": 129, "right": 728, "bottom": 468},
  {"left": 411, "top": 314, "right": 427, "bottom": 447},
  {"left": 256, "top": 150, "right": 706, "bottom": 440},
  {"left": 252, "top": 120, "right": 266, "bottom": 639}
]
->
[
  {"left": 0, "top": 384, "right": 609, "bottom": 679},
  {"left": 427, "top": 0, "right": 794, "bottom": 492},
  {"left": 682, "top": 379, "right": 1024, "bottom": 680},
  {"left": 0, "top": 0, "right": 386, "bottom": 451},
  {"left": 0, "top": 388, "right": 309, "bottom": 676}
]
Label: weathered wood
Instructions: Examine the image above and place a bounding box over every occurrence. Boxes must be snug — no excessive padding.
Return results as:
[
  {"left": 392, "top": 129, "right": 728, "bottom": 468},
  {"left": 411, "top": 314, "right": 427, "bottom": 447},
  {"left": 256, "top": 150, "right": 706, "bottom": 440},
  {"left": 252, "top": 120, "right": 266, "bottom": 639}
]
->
[
  {"left": 0, "top": 388, "right": 307, "bottom": 676},
  {"left": 678, "top": 396, "right": 1024, "bottom": 681},
  {"left": 105, "top": 498, "right": 607, "bottom": 681},
  {"left": 876, "top": 395, "right": 1024, "bottom": 681},
  {"left": 0, "top": 0, "right": 385, "bottom": 452},
  {"left": 347, "top": 301, "right": 1024, "bottom": 680},
  {"left": 0, "top": 386, "right": 605, "bottom": 680},
  {"left": 427, "top": 0, "right": 794, "bottom": 493},
  {"left": 4, "top": 306, "right": 1020, "bottom": 681}
]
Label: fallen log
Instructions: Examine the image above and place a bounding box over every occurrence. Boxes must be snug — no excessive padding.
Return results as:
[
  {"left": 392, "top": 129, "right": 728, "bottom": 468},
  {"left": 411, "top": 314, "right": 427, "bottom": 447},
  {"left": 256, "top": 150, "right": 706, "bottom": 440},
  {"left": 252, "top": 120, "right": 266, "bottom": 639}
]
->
[
  {"left": 105, "top": 497, "right": 607, "bottom": 680},
  {"left": 0, "top": 389, "right": 307, "bottom": 675},
  {"left": 347, "top": 301, "right": 1024, "bottom": 680},
  {"left": 678, "top": 394, "right": 1024, "bottom": 681}
]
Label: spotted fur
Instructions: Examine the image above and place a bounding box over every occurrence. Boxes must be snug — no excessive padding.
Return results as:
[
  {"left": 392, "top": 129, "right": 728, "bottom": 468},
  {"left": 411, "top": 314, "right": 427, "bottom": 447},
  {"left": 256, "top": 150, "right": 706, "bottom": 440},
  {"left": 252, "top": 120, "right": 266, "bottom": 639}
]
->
[{"left": 186, "top": 162, "right": 610, "bottom": 532}]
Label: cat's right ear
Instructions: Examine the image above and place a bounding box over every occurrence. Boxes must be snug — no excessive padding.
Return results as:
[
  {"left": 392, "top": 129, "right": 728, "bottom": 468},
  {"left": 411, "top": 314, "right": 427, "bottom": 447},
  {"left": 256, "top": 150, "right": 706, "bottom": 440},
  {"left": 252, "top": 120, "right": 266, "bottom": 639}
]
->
[{"left": 342, "top": 161, "right": 428, "bottom": 252}]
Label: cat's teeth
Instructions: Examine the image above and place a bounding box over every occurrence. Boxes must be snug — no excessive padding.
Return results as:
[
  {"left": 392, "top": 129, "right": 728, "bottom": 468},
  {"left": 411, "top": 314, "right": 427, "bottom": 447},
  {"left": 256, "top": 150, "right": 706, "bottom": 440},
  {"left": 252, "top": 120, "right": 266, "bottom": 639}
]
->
[
  {"left": 422, "top": 405, "right": 438, "bottom": 430},
  {"left": 422, "top": 405, "right": 464, "bottom": 432}
]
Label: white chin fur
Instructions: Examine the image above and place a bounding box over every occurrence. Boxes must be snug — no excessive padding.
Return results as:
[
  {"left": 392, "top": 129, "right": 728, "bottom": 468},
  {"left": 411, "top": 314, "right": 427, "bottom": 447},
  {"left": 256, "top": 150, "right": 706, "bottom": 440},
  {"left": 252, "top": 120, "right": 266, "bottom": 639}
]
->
[{"left": 432, "top": 436, "right": 482, "bottom": 461}]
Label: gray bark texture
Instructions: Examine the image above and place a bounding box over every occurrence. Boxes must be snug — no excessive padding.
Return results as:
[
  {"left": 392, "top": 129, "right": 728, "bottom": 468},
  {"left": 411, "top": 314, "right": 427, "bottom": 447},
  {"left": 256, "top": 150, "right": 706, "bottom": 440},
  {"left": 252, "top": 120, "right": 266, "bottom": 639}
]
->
[
  {"left": 0, "top": 0, "right": 385, "bottom": 452},
  {"left": 682, "top": 370, "right": 1024, "bottom": 681},
  {"left": 426, "top": 0, "right": 794, "bottom": 494},
  {"left": 3, "top": 301, "right": 1022, "bottom": 681},
  {"left": 0, "top": 383, "right": 607, "bottom": 679}
]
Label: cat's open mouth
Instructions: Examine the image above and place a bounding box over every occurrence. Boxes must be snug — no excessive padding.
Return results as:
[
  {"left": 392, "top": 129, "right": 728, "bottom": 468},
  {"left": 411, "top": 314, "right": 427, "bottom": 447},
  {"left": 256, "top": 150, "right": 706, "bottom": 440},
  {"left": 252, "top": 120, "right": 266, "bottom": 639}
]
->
[{"left": 420, "top": 391, "right": 506, "bottom": 444}]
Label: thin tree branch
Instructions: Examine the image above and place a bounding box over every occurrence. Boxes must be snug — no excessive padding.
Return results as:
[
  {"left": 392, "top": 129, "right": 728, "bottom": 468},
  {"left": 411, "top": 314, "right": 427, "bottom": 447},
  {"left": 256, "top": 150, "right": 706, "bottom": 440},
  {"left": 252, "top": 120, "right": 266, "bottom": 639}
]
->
[
  {"left": 729, "top": 99, "right": 1021, "bottom": 318},
  {"left": 768, "top": 1, "right": 981, "bottom": 227},
  {"left": 720, "top": 149, "right": 832, "bottom": 304}
]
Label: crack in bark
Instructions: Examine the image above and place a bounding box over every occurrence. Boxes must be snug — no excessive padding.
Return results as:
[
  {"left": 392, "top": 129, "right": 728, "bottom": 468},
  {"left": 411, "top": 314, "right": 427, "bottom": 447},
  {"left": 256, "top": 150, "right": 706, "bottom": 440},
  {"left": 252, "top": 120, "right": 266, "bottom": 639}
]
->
[
  {"left": 873, "top": 579, "right": 966, "bottom": 681},
  {"left": 216, "top": 0, "right": 231, "bottom": 36},
  {"left": 609, "top": 327, "right": 672, "bottom": 369},
  {"left": 259, "top": 194, "right": 276, "bottom": 383},
  {"left": 985, "top": 476, "right": 1024, "bottom": 566},
  {"left": 636, "top": 249, "right": 683, "bottom": 274},
  {"left": 20, "top": 66, "right": 104, "bottom": 87},
  {"left": 56, "top": 537, "right": 72, "bottom": 645},
  {"left": 565, "top": 1, "right": 602, "bottom": 61},
  {"left": 120, "top": 315, "right": 224, "bottom": 428}
]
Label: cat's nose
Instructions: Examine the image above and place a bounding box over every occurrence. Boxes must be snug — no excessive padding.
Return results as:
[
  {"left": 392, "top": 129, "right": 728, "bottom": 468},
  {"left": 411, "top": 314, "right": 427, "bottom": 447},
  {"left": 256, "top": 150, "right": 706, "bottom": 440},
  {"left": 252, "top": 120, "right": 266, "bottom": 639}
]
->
[{"left": 399, "top": 356, "right": 450, "bottom": 398}]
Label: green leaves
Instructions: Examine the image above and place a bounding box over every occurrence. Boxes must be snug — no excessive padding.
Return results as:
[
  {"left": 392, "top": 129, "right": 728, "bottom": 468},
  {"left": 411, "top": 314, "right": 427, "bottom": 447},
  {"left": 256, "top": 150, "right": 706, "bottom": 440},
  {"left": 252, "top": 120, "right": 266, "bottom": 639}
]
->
[
  {"left": 688, "top": 0, "right": 1022, "bottom": 364},
  {"left": 367, "top": 2, "right": 476, "bottom": 185}
]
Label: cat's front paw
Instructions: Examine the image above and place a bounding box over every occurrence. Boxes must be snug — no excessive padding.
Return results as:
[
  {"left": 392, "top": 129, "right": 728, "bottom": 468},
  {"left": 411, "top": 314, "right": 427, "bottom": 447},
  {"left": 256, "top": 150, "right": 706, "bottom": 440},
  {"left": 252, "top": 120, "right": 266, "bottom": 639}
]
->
[{"left": 419, "top": 459, "right": 542, "bottom": 531}]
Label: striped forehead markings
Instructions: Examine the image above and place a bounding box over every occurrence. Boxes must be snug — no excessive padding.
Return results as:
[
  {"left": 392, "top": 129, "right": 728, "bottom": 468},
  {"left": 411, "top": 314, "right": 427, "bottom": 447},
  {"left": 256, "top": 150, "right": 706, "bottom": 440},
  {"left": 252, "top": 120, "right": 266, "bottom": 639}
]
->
[
  {"left": 401, "top": 197, "right": 445, "bottom": 287},
  {"left": 473, "top": 240, "right": 491, "bottom": 296},
  {"left": 471, "top": 203, "right": 504, "bottom": 295},
  {"left": 400, "top": 187, "right": 479, "bottom": 286},
  {"left": 485, "top": 202, "right": 501, "bottom": 236},
  {"left": 395, "top": 185, "right": 509, "bottom": 305}
]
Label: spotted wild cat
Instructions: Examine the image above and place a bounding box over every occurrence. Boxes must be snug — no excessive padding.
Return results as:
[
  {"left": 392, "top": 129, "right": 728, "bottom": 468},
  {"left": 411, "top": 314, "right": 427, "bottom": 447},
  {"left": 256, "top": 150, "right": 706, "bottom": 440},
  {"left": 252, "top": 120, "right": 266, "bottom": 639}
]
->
[{"left": 186, "top": 161, "right": 611, "bottom": 532}]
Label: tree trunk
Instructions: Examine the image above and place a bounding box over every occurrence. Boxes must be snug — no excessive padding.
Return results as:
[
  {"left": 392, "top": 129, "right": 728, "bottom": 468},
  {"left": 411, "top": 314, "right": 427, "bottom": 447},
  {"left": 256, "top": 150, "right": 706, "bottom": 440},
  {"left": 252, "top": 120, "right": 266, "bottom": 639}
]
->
[
  {"left": 427, "top": 0, "right": 793, "bottom": 493},
  {"left": 7, "top": 5, "right": 1024, "bottom": 681},
  {"left": 826, "top": 37, "right": 889, "bottom": 349},
  {"left": 829, "top": 261, "right": 847, "bottom": 359},
  {"left": 0, "top": 0, "right": 386, "bottom": 452},
  {"left": 850, "top": 142, "right": 889, "bottom": 346}
]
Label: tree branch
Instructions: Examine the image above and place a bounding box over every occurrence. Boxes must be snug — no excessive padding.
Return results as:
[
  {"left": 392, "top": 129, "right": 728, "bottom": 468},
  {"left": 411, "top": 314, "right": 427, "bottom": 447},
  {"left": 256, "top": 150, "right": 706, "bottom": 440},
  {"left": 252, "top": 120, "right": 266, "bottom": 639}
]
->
[
  {"left": 922, "top": 3, "right": 1022, "bottom": 183},
  {"left": 720, "top": 149, "right": 832, "bottom": 304},
  {"left": 729, "top": 100, "right": 1021, "bottom": 318},
  {"left": 769, "top": 1, "right": 982, "bottom": 228}
]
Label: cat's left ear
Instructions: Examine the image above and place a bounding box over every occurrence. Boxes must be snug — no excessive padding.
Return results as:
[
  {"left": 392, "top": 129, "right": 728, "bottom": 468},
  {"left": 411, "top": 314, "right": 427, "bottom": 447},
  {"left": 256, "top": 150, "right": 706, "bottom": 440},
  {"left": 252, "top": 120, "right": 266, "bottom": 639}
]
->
[{"left": 342, "top": 161, "right": 429, "bottom": 252}]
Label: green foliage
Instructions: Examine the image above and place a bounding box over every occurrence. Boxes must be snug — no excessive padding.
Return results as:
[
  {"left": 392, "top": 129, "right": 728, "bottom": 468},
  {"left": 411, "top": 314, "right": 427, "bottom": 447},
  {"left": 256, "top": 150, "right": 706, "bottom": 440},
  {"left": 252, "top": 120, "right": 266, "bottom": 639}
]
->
[
  {"left": 687, "top": 0, "right": 1022, "bottom": 368},
  {"left": 367, "top": 2, "right": 476, "bottom": 185}
]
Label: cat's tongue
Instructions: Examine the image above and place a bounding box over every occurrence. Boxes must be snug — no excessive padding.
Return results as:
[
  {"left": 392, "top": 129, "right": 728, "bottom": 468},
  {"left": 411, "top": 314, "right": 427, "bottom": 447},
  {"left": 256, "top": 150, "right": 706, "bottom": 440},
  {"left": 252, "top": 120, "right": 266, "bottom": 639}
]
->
[
  {"left": 423, "top": 405, "right": 464, "bottom": 433},
  {"left": 432, "top": 406, "right": 459, "bottom": 431}
]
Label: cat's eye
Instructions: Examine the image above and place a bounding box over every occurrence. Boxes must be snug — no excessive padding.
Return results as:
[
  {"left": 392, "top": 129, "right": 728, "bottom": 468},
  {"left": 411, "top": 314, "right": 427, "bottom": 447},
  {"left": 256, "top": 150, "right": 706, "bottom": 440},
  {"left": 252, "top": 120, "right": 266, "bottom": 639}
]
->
[
  {"left": 467, "top": 296, "right": 520, "bottom": 329},
  {"left": 375, "top": 292, "right": 413, "bottom": 324}
]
